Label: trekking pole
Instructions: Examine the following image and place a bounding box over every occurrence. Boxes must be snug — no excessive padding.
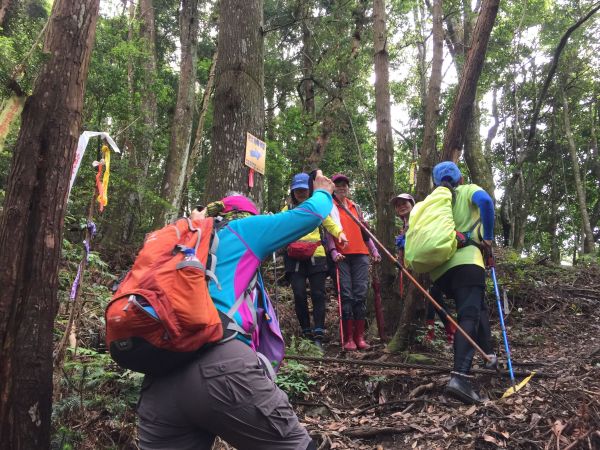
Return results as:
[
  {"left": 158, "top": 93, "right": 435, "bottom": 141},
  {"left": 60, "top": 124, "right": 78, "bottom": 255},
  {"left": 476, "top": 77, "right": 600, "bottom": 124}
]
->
[
  {"left": 333, "top": 197, "right": 493, "bottom": 364},
  {"left": 490, "top": 263, "right": 517, "bottom": 393},
  {"left": 335, "top": 264, "right": 344, "bottom": 349}
]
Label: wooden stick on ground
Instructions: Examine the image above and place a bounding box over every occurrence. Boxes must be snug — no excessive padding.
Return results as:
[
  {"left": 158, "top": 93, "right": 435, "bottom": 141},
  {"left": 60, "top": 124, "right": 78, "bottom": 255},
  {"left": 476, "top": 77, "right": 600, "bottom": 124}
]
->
[{"left": 284, "top": 354, "right": 557, "bottom": 378}]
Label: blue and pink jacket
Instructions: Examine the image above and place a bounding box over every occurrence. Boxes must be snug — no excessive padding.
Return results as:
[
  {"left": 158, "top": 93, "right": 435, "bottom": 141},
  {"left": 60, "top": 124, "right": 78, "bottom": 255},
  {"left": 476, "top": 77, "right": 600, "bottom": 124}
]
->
[{"left": 208, "top": 189, "right": 333, "bottom": 345}]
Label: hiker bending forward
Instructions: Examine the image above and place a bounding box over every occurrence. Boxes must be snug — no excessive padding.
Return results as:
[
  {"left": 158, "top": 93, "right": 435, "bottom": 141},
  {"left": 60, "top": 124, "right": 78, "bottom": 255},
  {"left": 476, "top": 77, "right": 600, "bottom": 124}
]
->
[
  {"left": 283, "top": 173, "right": 348, "bottom": 348},
  {"left": 327, "top": 173, "right": 381, "bottom": 351},
  {"left": 137, "top": 171, "right": 335, "bottom": 450},
  {"left": 392, "top": 193, "right": 456, "bottom": 344},
  {"left": 430, "top": 162, "right": 496, "bottom": 405}
]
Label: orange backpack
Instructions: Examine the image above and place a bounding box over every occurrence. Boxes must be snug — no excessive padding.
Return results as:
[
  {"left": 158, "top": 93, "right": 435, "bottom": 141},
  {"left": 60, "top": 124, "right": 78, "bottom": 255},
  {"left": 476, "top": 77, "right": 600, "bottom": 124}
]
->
[{"left": 105, "top": 218, "right": 226, "bottom": 375}]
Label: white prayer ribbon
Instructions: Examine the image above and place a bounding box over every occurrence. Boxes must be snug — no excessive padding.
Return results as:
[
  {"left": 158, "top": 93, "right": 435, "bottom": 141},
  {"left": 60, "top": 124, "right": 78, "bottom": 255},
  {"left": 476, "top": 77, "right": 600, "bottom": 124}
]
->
[{"left": 68, "top": 131, "right": 120, "bottom": 199}]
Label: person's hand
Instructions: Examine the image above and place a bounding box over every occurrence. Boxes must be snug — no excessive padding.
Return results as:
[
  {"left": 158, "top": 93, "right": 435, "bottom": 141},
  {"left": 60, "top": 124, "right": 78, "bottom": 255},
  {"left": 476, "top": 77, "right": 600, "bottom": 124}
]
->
[
  {"left": 312, "top": 170, "right": 335, "bottom": 195},
  {"left": 372, "top": 252, "right": 382, "bottom": 263},
  {"left": 482, "top": 240, "right": 494, "bottom": 268},
  {"left": 333, "top": 251, "right": 345, "bottom": 262},
  {"left": 337, "top": 232, "right": 349, "bottom": 248},
  {"left": 191, "top": 208, "right": 207, "bottom": 221}
]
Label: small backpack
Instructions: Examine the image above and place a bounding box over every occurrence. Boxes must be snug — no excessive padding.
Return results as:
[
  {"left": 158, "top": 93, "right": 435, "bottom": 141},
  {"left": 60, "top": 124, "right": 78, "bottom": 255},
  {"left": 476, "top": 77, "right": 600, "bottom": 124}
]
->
[
  {"left": 105, "top": 217, "right": 229, "bottom": 375},
  {"left": 404, "top": 187, "right": 481, "bottom": 273}
]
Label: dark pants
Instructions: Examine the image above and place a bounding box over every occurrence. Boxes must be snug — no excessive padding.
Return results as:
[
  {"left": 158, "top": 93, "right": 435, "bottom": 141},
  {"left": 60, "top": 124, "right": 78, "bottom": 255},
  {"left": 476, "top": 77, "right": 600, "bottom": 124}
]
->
[
  {"left": 137, "top": 339, "right": 312, "bottom": 450},
  {"left": 434, "top": 265, "right": 493, "bottom": 374},
  {"left": 426, "top": 284, "right": 452, "bottom": 329},
  {"left": 337, "top": 254, "right": 370, "bottom": 320},
  {"left": 286, "top": 256, "right": 328, "bottom": 334}
]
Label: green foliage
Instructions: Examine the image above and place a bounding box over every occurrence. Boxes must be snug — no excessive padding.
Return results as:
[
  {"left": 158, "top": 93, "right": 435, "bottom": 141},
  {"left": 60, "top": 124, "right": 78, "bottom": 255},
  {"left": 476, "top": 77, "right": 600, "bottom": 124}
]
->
[
  {"left": 287, "top": 335, "right": 324, "bottom": 357},
  {"left": 276, "top": 360, "right": 316, "bottom": 397},
  {"left": 52, "top": 347, "right": 142, "bottom": 449}
]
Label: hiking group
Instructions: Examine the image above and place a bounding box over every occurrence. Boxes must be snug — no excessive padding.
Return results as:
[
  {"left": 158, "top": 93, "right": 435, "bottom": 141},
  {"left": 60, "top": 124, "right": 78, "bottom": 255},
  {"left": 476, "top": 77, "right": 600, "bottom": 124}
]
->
[{"left": 105, "top": 163, "right": 498, "bottom": 449}]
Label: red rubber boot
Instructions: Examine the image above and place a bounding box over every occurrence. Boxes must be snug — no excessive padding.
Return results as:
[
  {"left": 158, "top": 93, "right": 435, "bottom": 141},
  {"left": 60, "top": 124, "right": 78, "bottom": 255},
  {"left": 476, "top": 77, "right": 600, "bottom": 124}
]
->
[
  {"left": 445, "top": 321, "right": 456, "bottom": 344},
  {"left": 342, "top": 320, "right": 357, "bottom": 351},
  {"left": 353, "top": 319, "right": 370, "bottom": 350}
]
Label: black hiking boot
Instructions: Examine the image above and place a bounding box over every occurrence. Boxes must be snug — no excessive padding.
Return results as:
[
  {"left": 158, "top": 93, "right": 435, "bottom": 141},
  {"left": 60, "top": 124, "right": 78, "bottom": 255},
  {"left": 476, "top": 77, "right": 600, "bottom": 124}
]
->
[
  {"left": 313, "top": 329, "right": 324, "bottom": 351},
  {"left": 445, "top": 372, "right": 483, "bottom": 405}
]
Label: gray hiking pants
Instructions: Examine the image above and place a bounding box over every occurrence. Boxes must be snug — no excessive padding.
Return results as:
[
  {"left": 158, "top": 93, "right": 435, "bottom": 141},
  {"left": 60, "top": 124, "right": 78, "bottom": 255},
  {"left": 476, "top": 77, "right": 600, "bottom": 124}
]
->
[
  {"left": 137, "top": 339, "right": 312, "bottom": 450},
  {"left": 337, "top": 254, "right": 370, "bottom": 320}
]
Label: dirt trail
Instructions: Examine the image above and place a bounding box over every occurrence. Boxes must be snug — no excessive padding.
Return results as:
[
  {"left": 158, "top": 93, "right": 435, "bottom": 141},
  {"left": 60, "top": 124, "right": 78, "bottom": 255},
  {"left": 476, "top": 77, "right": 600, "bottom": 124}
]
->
[{"left": 274, "top": 261, "right": 600, "bottom": 449}]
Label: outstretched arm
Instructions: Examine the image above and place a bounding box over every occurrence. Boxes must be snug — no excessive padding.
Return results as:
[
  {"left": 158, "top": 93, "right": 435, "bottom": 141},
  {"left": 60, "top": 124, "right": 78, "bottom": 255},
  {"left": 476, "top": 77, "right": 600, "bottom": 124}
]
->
[{"left": 472, "top": 190, "right": 494, "bottom": 241}]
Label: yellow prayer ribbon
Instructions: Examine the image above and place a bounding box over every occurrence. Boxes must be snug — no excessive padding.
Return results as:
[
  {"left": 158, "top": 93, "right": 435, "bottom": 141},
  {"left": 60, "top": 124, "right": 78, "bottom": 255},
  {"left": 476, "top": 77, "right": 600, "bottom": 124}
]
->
[
  {"left": 97, "top": 145, "right": 111, "bottom": 208},
  {"left": 408, "top": 161, "right": 417, "bottom": 186}
]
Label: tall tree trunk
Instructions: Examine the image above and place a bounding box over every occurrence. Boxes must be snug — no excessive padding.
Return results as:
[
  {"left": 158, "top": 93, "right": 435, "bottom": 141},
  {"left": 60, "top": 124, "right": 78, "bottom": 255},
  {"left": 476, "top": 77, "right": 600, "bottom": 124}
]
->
[
  {"left": 180, "top": 48, "right": 218, "bottom": 212},
  {"left": 0, "top": 1, "right": 99, "bottom": 446},
  {"left": 122, "top": 0, "right": 158, "bottom": 243},
  {"left": 388, "top": 0, "right": 443, "bottom": 352},
  {"left": 0, "top": 0, "right": 14, "bottom": 29},
  {"left": 301, "top": 0, "right": 315, "bottom": 117},
  {"left": 441, "top": 0, "right": 499, "bottom": 162},
  {"left": 155, "top": 0, "right": 200, "bottom": 226},
  {"left": 373, "top": 0, "right": 395, "bottom": 335},
  {"left": 464, "top": 103, "right": 494, "bottom": 195},
  {"left": 561, "top": 88, "right": 595, "bottom": 254},
  {"left": 484, "top": 88, "right": 499, "bottom": 157},
  {"left": 204, "top": 0, "right": 264, "bottom": 203}
]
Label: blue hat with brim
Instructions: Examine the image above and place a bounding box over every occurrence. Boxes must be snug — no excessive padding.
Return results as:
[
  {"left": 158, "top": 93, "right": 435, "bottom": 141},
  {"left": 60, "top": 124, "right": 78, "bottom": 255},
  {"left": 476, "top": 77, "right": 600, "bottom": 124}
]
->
[
  {"left": 291, "top": 173, "right": 310, "bottom": 190},
  {"left": 433, "top": 161, "right": 462, "bottom": 186}
]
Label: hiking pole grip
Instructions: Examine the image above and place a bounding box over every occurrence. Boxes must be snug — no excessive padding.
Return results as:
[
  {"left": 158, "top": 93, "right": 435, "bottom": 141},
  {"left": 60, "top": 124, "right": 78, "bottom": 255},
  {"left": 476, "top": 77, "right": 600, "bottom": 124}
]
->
[{"left": 333, "top": 197, "right": 493, "bottom": 363}]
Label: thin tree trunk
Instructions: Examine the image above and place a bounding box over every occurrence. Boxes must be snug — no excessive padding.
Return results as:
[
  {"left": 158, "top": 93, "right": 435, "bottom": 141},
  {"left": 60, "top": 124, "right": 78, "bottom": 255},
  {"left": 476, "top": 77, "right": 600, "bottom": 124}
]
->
[
  {"left": 122, "top": 0, "right": 158, "bottom": 243},
  {"left": 0, "top": 0, "right": 14, "bottom": 29},
  {"left": 388, "top": 0, "right": 443, "bottom": 352},
  {"left": 464, "top": 103, "right": 494, "bottom": 196},
  {"left": 180, "top": 48, "right": 218, "bottom": 212},
  {"left": 155, "top": 0, "right": 200, "bottom": 226},
  {"left": 204, "top": 0, "right": 264, "bottom": 203},
  {"left": 138, "top": 0, "right": 158, "bottom": 180},
  {"left": 306, "top": 114, "right": 335, "bottom": 170},
  {"left": 0, "top": 1, "right": 100, "bottom": 446},
  {"left": 484, "top": 88, "right": 499, "bottom": 156},
  {"left": 441, "top": 0, "right": 500, "bottom": 162},
  {"left": 301, "top": 0, "right": 315, "bottom": 116},
  {"left": 561, "top": 87, "right": 595, "bottom": 254},
  {"left": 373, "top": 0, "right": 395, "bottom": 336}
]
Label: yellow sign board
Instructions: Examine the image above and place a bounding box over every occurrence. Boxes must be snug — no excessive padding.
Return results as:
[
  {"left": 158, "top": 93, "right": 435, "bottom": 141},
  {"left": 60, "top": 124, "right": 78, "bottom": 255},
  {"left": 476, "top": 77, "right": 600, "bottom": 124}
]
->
[{"left": 245, "top": 132, "right": 266, "bottom": 175}]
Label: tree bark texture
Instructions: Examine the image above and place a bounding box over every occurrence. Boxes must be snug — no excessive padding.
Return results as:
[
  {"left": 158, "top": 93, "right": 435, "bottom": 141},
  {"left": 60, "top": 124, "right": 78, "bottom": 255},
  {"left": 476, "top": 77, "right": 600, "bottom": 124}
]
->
[
  {"left": 156, "top": 0, "right": 200, "bottom": 226},
  {"left": 441, "top": 0, "right": 500, "bottom": 162},
  {"left": 464, "top": 103, "right": 494, "bottom": 196},
  {"left": 0, "top": 0, "right": 14, "bottom": 29},
  {"left": 205, "top": 0, "right": 264, "bottom": 204},
  {"left": 0, "top": 1, "right": 100, "bottom": 447},
  {"left": 561, "top": 88, "right": 595, "bottom": 254},
  {"left": 389, "top": 0, "right": 443, "bottom": 351},
  {"left": 137, "top": 0, "right": 158, "bottom": 180},
  {"left": 301, "top": 0, "right": 315, "bottom": 116},
  {"left": 373, "top": 0, "right": 396, "bottom": 335},
  {"left": 182, "top": 48, "right": 218, "bottom": 210}
]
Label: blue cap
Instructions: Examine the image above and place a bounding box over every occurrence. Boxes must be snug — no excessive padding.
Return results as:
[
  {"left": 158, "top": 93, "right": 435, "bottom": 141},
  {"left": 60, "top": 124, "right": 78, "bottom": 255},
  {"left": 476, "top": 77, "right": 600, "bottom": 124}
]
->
[
  {"left": 433, "top": 161, "right": 462, "bottom": 186},
  {"left": 291, "top": 173, "right": 310, "bottom": 190}
]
